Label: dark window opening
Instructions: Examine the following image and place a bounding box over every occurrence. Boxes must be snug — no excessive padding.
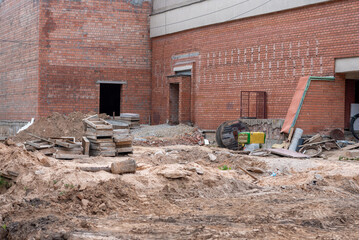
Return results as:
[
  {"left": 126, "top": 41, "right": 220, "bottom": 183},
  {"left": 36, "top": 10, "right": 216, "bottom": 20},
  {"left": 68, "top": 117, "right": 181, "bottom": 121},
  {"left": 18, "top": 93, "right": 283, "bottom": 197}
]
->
[{"left": 100, "top": 83, "right": 122, "bottom": 116}]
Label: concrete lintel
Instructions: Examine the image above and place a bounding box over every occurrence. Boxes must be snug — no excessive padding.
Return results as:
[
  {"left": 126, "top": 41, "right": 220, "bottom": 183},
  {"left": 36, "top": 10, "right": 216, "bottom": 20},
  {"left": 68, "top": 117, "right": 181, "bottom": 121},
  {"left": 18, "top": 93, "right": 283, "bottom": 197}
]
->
[
  {"left": 173, "top": 65, "right": 193, "bottom": 72},
  {"left": 335, "top": 57, "right": 359, "bottom": 73},
  {"left": 96, "top": 81, "right": 127, "bottom": 85}
]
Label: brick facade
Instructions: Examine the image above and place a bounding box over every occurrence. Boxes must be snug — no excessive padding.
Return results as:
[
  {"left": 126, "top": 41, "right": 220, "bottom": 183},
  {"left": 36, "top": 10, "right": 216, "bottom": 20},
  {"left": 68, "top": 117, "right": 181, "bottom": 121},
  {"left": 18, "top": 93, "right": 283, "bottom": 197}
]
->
[
  {"left": 0, "top": 0, "right": 39, "bottom": 120},
  {"left": 1, "top": 0, "right": 358, "bottom": 134},
  {"left": 39, "top": 0, "right": 152, "bottom": 123},
  {"left": 151, "top": 0, "right": 359, "bottom": 133},
  {"left": 1, "top": 0, "right": 152, "bottom": 123}
]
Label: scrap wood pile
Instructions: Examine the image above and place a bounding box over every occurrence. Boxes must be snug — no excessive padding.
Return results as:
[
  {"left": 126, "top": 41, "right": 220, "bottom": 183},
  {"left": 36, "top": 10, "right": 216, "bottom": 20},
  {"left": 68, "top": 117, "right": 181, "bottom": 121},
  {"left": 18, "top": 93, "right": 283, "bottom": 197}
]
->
[
  {"left": 24, "top": 134, "right": 86, "bottom": 160},
  {"left": 24, "top": 115, "right": 133, "bottom": 159},
  {"left": 298, "top": 134, "right": 341, "bottom": 157},
  {"left": 83, "top": 115, "right": 133, "bottom": 156},
  {"left": 268, "top": 127, "right": 357, "bottom": 158}
]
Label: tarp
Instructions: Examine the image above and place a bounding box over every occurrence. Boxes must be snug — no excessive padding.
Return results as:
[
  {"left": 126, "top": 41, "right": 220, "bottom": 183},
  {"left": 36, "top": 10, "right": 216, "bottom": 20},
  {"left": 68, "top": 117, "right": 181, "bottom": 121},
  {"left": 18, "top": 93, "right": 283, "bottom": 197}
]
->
[{"left": 281, "top": 76, "right": 311, "bottom": 133}]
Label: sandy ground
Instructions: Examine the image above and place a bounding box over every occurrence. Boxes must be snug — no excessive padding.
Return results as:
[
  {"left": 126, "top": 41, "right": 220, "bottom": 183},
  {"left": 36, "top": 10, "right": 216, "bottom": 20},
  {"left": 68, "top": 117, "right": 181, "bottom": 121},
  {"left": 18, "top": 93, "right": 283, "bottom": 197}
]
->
[{"left": 1, "top": 141, "right": 359, "bottom": 239}]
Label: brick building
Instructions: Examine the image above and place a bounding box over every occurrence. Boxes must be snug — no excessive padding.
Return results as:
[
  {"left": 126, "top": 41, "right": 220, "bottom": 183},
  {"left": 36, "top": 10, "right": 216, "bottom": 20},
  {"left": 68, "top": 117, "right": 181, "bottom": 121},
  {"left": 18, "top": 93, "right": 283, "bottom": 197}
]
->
[
  {"left": 1, "top": 0, "right": 359, "bottom": 134},
  {"left": 0, "top": 0, "right": 152, "bottom": 123},
  {"left": 150, "top": 0, "right": 359, "bottom": 133}
]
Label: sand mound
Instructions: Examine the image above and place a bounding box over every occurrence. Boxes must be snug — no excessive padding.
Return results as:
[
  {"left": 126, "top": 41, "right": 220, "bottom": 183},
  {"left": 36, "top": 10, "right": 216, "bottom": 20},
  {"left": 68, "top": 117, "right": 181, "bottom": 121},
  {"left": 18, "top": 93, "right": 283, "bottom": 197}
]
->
[{"left": 11, "top": 112, "right": 103, "bottom": 142}]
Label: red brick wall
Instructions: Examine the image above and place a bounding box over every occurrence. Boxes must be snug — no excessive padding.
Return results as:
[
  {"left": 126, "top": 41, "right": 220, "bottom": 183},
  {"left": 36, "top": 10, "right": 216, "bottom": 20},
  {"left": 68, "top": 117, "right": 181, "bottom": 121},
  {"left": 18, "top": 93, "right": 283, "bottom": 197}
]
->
[
  {"left": 151, "top": 0, "right": 359, "bottom": 133},
  {"left": 296, "top": 74, "right": 345, "bottom": 133},
  {"left": 39, "top": 0, "right": 152, "bottom": 123},
  {"left": 0, "top": 0, "right": 39, "bottom": 120}
]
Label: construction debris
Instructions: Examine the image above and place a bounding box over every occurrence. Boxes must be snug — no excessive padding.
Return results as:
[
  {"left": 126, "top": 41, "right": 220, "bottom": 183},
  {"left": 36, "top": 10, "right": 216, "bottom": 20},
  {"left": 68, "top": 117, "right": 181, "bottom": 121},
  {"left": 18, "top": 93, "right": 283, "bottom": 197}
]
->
[
  {"left": 3, "top": 114, "right": 359, "bottom": 239},
  {"left": 22, "top": 115, "right": 134, "bottom": 159},
  {"left": 83, "top": 115, "right": 133, "bottom": 156},
  {"left": 83, "top": 115, "right": 116, "bottom": 157},
  {"left": 268, "top": 148, "right": 309, "bottom": 158},
  {"left": 115, "top": 113, "right": 140, "bottom": 129}
]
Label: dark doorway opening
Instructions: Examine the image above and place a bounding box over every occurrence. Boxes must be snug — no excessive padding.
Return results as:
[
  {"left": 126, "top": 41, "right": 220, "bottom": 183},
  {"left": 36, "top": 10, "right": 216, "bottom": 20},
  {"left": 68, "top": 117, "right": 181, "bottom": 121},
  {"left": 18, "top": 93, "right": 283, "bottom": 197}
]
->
[
  {"left": 169, "top": 83, "right": 179, "bottom": 125},
  {"left": 100, "top": 83, "right": 122, "bottom": 116}
]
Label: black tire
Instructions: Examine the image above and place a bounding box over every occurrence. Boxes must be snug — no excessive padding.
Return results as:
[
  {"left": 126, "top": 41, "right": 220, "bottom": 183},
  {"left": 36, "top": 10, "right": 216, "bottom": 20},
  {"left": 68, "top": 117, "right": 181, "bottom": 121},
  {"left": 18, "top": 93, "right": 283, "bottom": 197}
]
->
[{"left": 350, "top": 113, "right": 359, "bottom": 140}]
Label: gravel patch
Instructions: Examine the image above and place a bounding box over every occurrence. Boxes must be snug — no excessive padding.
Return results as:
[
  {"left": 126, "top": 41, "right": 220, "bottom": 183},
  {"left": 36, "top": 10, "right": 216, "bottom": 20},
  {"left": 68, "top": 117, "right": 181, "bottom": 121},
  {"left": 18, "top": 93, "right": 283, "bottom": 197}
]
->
[{"left": 131, "top": 124, "right": 195, "bottom": 138}]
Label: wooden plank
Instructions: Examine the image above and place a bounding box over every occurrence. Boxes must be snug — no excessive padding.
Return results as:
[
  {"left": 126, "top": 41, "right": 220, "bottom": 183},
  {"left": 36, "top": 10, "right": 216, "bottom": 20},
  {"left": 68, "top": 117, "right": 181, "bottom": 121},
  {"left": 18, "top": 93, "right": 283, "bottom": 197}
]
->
[
  {"left": 115, "top": 141, "right": 132, "bottom": 147},
  {"left": 113, "top": 136, "right": 132, "bottom": 143},
  {"left": 82, "top": 137, "right": 90, "bottom": 156},
  {"left": 95, "top": 125, "right": 113, "bottom": 130},
  {"left": 284, "top": 127, "right": 295, "bottom": 149},
  {"left": 90, "top": 150, "right": 116, "bottom": 157},
  {"left": 53, "top": 139, "right": 79, "bottom": 149},
  {"left": 54, "top": 154, "right": 88, "bottom": 160},
  {"left": 82, "top": 115, "right": 114, "bottom": 130},
  {"left": 51, "top": 137, "right": 75, "bottom": 142},
  {"left": 268, "top": 148, "right": 309, "bottom": 158},
  {"left": 341, "top": 143, "right": 359, "bottom": 150},
  {"left": 56, "top": 147, "right": 83, "bottom": 154},
  {"left": 90, "top": 142, "right": 116, "bottom": 151},
  {"left": 88, "top": 117, "right": 113, "bottom": 130},
  {"left": 86, "top": 136, "right": 113, "bottom": 142},
  {"left": 91, "top": 121, "right": 106, "bottom": 124},
  {"left": 83, "top": 118, "right": 99, "bottom": 129},
  {"left": 116, "top": 147, "right": 133, "bottom": 153},
  {"left": 27, "top": 133, "right": 55, "bottom": 144},
  {"left": 85, "top": 128, "right": 113, "bottom": 137},
  {"left": 26, "top": 140, "right": 53, "bottom": 149}
]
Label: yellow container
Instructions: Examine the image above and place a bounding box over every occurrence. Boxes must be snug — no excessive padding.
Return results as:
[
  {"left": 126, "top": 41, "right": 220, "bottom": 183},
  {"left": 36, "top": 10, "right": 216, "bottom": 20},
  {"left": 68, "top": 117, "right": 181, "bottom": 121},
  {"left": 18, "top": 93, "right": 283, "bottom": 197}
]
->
[{"left": 238, "top": 132, "right": 266, "bottom": 144}]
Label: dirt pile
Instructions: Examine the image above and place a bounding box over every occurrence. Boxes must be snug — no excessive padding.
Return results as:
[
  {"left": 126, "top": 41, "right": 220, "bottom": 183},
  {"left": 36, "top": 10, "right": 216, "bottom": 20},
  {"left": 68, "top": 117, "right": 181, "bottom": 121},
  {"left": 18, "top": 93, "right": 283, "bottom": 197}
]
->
[
  {"left": 2, "top": 142, "right": 359, "bottom": 239},
  {"left": 11, "top": 112, "right": 104, "bottom": 143},
  {"left": 133, "top": 125, "right": 205, "bottom": 146}
]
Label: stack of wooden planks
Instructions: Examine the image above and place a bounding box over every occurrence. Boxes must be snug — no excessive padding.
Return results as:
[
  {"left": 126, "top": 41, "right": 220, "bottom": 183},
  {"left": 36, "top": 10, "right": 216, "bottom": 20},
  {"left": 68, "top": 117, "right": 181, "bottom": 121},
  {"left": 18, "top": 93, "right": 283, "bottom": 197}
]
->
[
  {"left": 116, "top": 113, "right": 140, "bottom": 129},
  {"left": 53, "top": 137, "right": 84, "bottom": 159},
  {"left": 113, "top": 129, "right": 133, "bottom": 154},
  {"left": 25, "top": 134, "right": 85, "bottom": 159},
  {"left": 23, "top": 115, "right": 134, "bottom": 159},
  {"left": 83, "top": 115, "right": 116, "bottom": 157}
]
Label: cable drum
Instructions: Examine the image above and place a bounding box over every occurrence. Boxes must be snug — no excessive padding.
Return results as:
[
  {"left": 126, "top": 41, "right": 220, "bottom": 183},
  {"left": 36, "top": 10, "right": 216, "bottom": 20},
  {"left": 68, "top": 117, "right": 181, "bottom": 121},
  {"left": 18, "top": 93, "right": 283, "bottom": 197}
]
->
[
  {"left": 350, "top": 113, "right": 359, "bottom": 140},
  {"left": 215, "top": 120, "right": 249, "bottom": 150}
]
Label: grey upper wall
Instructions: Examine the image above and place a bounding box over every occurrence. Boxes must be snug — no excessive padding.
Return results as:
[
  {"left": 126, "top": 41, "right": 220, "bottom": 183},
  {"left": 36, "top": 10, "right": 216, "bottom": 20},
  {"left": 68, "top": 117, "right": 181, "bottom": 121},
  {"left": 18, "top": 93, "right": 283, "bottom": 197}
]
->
[
  {"left": 152, "top": 0, "right": 205, "bottom": 14},
  {"left": 150, "top": 0, "right": 332, "bottom": 38}
]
